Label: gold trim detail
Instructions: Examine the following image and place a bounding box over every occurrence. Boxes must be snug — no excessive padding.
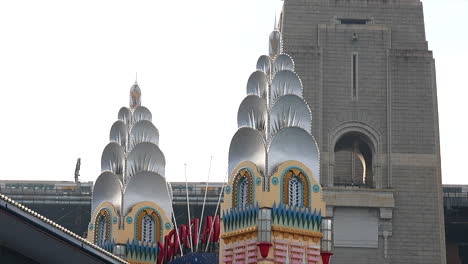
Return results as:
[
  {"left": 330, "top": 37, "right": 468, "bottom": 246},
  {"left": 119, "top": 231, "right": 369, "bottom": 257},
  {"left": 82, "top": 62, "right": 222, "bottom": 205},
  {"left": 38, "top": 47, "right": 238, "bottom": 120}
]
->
[
  {"left": 271, "top": 225, "right": 322, "bottom": 242},
  {"left": 128, "top": 261, "right": 154, "bottom": 264},
  {"left": 221, "top": 226, "right": 258, "bottom": 244}
]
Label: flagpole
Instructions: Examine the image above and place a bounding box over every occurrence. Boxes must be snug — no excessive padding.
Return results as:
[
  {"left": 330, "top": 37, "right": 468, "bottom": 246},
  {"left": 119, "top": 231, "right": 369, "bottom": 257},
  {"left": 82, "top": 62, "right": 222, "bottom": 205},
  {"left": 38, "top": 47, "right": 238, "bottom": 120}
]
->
[
  {"left": 196, "top": 156, "right": 213, "bottom": 252},
  {"left": 184, "top": 163, "right": 194, "bottom": 252}
]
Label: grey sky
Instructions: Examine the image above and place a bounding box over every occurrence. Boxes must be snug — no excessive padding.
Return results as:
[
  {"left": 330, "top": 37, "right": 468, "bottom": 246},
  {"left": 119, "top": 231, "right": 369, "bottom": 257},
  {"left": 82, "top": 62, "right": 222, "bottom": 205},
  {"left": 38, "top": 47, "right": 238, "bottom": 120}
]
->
[{"left": 0, "top": 0, "right": 465, "bottom": 184}]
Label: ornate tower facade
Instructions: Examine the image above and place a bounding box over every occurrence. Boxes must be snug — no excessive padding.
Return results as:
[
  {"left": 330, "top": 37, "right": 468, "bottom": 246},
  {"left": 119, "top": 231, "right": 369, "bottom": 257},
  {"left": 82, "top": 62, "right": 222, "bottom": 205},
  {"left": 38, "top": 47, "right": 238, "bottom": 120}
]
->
[
  {"left": 220, "top": 27, "right": 331, "bottom": 264},
  {"left": 279, "top": 0, "right": 445, "bottom": 263},
  {"left": 87, "top": 83, "right": 173, "bottom": 264}
]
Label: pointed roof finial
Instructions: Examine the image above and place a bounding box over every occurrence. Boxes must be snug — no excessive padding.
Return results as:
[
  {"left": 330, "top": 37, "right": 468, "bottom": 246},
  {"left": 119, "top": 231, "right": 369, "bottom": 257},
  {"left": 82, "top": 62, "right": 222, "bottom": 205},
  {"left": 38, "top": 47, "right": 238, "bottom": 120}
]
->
[
  {"left": 135, "top": 72, "right": 138, "bottom": 84},
  {"left": 130, "top": 77, "right": 141, "bottom": 109},
  {"left": 274, "top": 13, "right": 278, "bottom": 30}
]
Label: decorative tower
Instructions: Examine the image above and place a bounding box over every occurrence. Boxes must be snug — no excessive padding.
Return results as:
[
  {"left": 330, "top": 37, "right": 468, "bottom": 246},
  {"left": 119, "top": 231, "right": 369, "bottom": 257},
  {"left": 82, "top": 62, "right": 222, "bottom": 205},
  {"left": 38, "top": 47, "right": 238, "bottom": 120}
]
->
[
  {"left": 87, "top": 82, "right": 173, "bottom": 264},
  {"left": 220, "top": 25, "right": 330, "bottom": 264}
]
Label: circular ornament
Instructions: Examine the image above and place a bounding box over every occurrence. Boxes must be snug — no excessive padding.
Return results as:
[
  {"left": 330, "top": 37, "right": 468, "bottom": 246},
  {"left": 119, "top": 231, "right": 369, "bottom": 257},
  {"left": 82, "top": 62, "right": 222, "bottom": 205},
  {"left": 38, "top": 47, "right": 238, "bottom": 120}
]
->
[
  {"left": 313, "top": 184, "right": 320, "bottom": 193},
  {"left": 272, "top": 177, "right": 279, "bottom": 185},
  {"left": 89, "top": 224, "right": 94, "bottom": 230},
  {"left": 165, "top": 222, "right": 172, "bottom": 230},
  {"left": 126, "top": 217, "right": 132, "bottom": 224},
  {"left": 256, "top": 177, "right": 261, "bottom": 186},
  {"left": 113, "top": 217, "right": 117, "bottom": 224},
  {"left": 225, "top": 186, "right": 231, "bottom": 194}
]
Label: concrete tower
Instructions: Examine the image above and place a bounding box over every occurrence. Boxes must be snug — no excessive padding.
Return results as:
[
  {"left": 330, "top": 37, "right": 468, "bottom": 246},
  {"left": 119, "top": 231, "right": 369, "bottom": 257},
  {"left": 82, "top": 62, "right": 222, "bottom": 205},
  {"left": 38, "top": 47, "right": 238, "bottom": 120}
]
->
[
  {"left": 220, "top": 26, "right": 331, "bottom": 264},
  {"left": 279, "top": 0, "right": 445, "bottom": 263},
  {"left": 87, "top": 83, "right": 173, "bottom": 264}
]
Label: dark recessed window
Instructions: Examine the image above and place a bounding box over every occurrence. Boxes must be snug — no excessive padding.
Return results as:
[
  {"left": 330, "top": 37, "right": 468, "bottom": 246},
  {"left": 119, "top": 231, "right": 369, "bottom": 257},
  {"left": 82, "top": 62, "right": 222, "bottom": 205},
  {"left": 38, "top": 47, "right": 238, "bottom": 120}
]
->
[
  {"left": 340, "top": 18, "right": 368, "bottom": 25},
  {"left": 352, "top": 53, "right": 358, "bottom": 100}
]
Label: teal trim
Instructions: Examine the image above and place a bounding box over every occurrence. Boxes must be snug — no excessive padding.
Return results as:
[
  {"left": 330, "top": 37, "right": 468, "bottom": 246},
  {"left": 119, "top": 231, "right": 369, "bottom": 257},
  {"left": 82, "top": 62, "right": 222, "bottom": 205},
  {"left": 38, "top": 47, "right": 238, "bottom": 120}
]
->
[
  {"left": 222, "top": 203, "right": 259, "bottom": 232},
  {"left": 126, "top": 238, "right": 160, "bottom": 261},
  {"left": 133, "top": 206, "right": 164, "bottom": 242},
  {"left": 280, "top": 166, "right": 312, "bottom": 208},
  {"left": 271, "top": 203, "right": 322, "bottom": 231}
]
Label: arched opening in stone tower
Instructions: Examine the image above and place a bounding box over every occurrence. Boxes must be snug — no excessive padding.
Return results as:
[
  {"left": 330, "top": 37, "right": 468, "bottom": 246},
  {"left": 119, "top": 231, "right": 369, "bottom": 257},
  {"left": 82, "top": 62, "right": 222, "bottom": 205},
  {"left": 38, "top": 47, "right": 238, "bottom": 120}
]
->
[{"left": 333, "top": 132, "right": 374, "bottom": 187}]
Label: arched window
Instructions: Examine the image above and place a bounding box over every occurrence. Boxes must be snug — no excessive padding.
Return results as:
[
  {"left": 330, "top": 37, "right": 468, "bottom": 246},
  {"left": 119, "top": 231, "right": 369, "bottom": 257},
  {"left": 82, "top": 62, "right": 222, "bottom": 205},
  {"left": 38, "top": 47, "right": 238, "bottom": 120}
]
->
[
  {"left": 282, "top": 168, "right": 310, "bottom": 207},
  {"left": 334, "top": 132, "right": 374, "bottom": 187},
  {"left": 288, "top": 176, "right": 303, "bottom": 207},
  {"left": 142, "top": 215, "right": 155, "bottom": 243},
  {"left": 97, "top": 215, "right": 107, "bottom": 245},
  {"left": 94, "top": 209, "right": 110, "bottom": 245},
  {"left": 239, "top": 177, "right": 249, "bottom": 207},
  {"left": 136, "top": 208, "right": 161, "bottom": 243},
  {"left": 232, "top": 169, "right": 253, "bottom": 208}
]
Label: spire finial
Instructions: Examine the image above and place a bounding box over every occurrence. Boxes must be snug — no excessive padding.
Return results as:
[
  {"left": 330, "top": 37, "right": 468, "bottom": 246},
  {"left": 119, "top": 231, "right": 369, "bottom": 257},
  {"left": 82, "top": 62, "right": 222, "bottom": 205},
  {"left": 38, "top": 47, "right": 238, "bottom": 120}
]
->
[
  {"left": 130, "top": 76, "right": 141, "bottom": 109},
  {"left": 135, "top": 72, "right": 138, "bottom": 84},
  {"left": 274, "top": 13, "right": 278, "bottom": 30}
]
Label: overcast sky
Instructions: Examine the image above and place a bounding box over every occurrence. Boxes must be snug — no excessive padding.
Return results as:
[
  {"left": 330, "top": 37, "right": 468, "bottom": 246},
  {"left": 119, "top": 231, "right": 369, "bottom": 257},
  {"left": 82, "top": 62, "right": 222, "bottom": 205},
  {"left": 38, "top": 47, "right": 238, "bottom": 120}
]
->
[{"left": 0, "top": 0, "right": 466, "bottom": 185}]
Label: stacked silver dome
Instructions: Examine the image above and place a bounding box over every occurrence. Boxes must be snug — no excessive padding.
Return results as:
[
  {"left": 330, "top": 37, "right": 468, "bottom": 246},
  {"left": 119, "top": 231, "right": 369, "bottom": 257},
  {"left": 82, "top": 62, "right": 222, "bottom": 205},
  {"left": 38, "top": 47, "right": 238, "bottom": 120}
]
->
[
  {"left": 92, "top": 83, "right": 172, "bottom": 222},
  {"left": 228, "top": 28, "right": 320, "bottom": 189}
]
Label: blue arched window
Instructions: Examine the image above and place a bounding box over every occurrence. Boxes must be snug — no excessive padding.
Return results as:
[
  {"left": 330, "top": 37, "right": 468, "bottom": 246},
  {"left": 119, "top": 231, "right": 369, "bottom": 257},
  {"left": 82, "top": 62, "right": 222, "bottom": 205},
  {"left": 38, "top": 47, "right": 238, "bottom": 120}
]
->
[
  {"left": 238, "top": 176, "right": 249, "bottom": 208},
  {"left": 97, "top": 215, "right": 108, "bottom": 245},
  {"left": 142, "top": 215, "right": 155, "bottom": 243},
  {"left": 94, "top": 209, "right": 111, "bottom": 246},
  {"left": 232, "top": 169, "right": 253, "bottom": 208},
  {"left": 282, "top": 168, "right": 310, "bottom": 207},
  {"left": 288, "top": 176, "right": 303, "bottom": 207},
  {"left": 136, "top": 208, "right": 161, "bottom": 243}
]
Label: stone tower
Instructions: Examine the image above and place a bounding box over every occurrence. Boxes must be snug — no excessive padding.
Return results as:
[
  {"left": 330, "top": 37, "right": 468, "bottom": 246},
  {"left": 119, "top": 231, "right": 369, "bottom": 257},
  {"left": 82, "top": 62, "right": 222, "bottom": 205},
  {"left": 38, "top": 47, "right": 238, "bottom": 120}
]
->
[
  {"left": 279, "top": 0, "right": 445, "bottom": 263},
  {"left": 220, "top": 25, "right": 332, "bottom": 264},
  {"left": 87, "top": 83, "right": 173, "bottom": 264}
]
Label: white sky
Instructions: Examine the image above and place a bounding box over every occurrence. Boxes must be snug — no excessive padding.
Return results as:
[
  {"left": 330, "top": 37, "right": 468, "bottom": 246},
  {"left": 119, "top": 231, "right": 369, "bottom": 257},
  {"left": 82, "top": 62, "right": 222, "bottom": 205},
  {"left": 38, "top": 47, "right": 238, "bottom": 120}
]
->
[{"left": 0, "top": 0, "right": 466, "bottom": 185}]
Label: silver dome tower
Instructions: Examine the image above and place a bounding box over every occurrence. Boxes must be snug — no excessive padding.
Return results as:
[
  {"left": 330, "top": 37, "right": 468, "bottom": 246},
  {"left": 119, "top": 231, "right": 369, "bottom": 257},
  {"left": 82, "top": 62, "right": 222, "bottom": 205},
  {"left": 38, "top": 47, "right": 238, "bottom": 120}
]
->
[
  {"left": 228, "top": 28, "right": 320, "bottom": 189},
  {"left": 88, "top": 83, "right": 173, "bottom": 263},
  {"left": 221, "top": 25, "right": 327, "bottom": 264}
]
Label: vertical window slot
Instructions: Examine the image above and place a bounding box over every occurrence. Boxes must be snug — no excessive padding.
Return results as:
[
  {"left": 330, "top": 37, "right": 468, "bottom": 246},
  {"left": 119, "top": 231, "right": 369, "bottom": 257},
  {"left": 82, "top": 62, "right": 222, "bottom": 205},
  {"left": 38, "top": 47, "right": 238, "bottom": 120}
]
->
[{"left": 352, "top": 53, "right": 358, "bottom": 100}]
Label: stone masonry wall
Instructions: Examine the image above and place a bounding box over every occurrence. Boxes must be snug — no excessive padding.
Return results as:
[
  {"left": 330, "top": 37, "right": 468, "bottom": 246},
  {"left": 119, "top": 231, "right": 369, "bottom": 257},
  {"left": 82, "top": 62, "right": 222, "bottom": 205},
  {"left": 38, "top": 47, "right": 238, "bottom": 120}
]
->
[{"left": 281, "top": 0, "right": 446, "bottom": 263}]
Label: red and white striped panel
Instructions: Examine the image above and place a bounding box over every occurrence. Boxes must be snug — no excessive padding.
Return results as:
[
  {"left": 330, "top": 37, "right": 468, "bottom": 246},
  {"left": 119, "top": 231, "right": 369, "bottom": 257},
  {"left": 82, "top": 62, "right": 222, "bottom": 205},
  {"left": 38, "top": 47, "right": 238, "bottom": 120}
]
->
[
  {"left": 307, "top": 244, "right": 321, "bottom": 263},
  {"left": 223, "top": 245, "right": 234, "bottom": 264},
  {"left": 245, "top": 239, "right": 257, "bottom": 264},
  {"left": 273, "top": 239, "right": 288, "bottom": 263}
]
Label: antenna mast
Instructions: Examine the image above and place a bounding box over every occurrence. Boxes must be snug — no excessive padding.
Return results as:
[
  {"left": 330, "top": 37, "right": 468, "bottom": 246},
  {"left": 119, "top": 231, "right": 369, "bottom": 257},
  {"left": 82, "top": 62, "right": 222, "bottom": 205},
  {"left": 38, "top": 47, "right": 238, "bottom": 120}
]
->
[
  {"left": 196, "top": 156, "right": 213, "bottom": 251},
  {"left": 184, "top": 163, "right": 194, "bottom": 252},
  {"left": 74, "top": 158, "right": 81, "bottom": 184}
]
